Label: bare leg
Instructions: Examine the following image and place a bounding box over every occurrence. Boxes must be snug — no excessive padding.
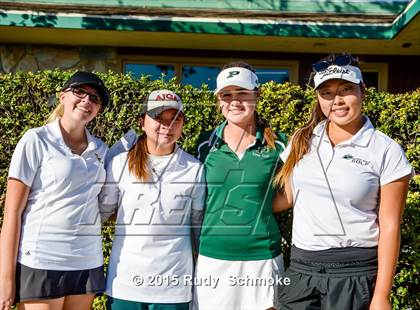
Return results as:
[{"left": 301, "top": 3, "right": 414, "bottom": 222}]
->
[
  {"left": 18, "top": 298, "right": 64, "bottom": 310},
  {"left": 63, "top": 293, "right": 95, "bottom": 310}
]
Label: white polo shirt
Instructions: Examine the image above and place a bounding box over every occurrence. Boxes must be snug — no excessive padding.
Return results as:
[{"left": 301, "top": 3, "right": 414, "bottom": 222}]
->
[
  {"left": 8, "top": 119, "right": 107, "bottom": 270},
  {"left": 100, "top": 146, "right": 205, "bottom": 303},
  {"left": 281, "top": 116, "right": 413, "bottom": 251}
]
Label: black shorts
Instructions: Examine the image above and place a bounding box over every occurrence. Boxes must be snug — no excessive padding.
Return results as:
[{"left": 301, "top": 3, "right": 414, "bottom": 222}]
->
[
  {"left": 15, "top": 262, "right": 105, "bottom": 303},
  {"left": 278, "top": 247, "right": 377, "bottom": 310}
]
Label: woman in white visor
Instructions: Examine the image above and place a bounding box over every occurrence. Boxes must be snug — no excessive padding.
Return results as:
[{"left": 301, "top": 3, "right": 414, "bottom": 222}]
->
[
  {"left": 194, "top": 61, "right": 287, "bottom": 310},
  {"left": 274, "top": 54, "right": 413, "bottom": 310}
]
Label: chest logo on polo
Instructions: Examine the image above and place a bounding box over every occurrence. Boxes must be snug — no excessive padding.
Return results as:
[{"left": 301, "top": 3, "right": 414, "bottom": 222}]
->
[
  {"left": 95, "top": 152, "right": 104, "bottom": 164},
  {"left": 343, "top": 154, "right": 370, "bottom": 166},
  {"left": 251, "top": 146, "right": 271, "bottom": 158}
]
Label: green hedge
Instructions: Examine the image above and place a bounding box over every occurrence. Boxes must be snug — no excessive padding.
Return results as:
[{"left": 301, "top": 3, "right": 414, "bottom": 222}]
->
[{"left": 0, "top": 71, "right": 418, "bottom": 309}]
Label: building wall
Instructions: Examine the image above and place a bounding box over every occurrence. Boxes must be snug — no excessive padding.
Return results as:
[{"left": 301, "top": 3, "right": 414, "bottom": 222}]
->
[
  {"left": 1, "top": 43, "right": 418, "bottom": 93},
  {"left": 0, "top": 44, "right": 118, "bottom": 73}
]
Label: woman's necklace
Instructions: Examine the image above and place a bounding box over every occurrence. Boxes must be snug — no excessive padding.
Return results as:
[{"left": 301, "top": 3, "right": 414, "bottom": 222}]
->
[
  {"left": 69, "top": 141, "right": 88, "bottom": 154},
  {"left": 63, "top": 136, "right": 88, "bottom": 154},
  {"left": 59, "top": 119, "right": 87, "bottom": 154}
]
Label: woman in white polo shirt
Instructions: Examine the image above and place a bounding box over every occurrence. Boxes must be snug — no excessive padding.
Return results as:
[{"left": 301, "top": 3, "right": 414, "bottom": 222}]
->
[
  {"left": 273, "top": 54, "right": 413, "bottom": 309},
  {"left": 99, "top": 90, "right": 205, "bottom": 310},
  {"left": 0, "top": 72, "right": 109, "bottom": 310}
]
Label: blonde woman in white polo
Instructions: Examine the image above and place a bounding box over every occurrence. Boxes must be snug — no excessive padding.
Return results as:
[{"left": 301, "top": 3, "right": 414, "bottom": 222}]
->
[
  {"left": 99, "top": 90, "right": 205, "bottom": 310},
  {"left": 0, "top": 72, "right": 110, "bottom": 310},
  {"left": 274, "top": 54, "right": 413, "bottom": 310}
]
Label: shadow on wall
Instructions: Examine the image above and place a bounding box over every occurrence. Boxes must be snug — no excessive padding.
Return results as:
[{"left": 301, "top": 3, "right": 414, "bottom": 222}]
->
[
  {"left": 1, "top": 12, "right": 58, "bottom": 27},
  {"left": 102, "top": 0, "right": 409, "bottom": 14},
  {"left": 77, "top": 14, "right": 389, "bottom": 39},
  {"left": 0, "top": 0, "right": 409, "bottom": 33},
  {"left": 248, "top": 0, "right": 408, "bottom": 13}
]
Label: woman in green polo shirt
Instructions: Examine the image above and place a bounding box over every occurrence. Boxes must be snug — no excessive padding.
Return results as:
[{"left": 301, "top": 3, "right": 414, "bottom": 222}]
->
[{"left": 194, "top": 62, "right": 287, "bottom": 310}]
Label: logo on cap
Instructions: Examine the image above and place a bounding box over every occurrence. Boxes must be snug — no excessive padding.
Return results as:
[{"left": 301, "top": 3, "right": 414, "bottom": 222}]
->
[
  {"left": 155, "top": 93, "right": 179, "bottom": 101},
  {"left": 226, "top": 71, "right": 240, "bottom": 79},
  {"left": 313, "top": 65, "right": 363, "bottom": 89},
  {"left": 214, "top": 67, "right": 260, "bottom": 94},
  {"left": 320, "top": 67, "right": 351, "bottom": 80}
]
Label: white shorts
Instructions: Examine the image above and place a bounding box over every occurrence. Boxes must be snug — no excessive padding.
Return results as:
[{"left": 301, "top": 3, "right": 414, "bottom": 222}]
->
[{"left": 193, "top": 254, "right": 284, "bottom": 310}]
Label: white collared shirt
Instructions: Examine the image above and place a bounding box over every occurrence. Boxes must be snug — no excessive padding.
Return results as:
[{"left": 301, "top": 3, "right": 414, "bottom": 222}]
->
[
  {"left": 281, "top": 116, "right": 413, "bottom": 250},
  {"left": 99, "top": 146, "right": 205, "bottom": 303},
  {"left": 8, "top": 119, "right": 107, "bottom": 270}
]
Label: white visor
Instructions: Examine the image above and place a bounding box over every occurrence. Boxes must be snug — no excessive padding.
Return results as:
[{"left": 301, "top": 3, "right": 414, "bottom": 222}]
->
[
  {"left": 214, "top": 67, "right": 259, "bottom": 94},
  {"left": 314, "top": 65, "right": 363, "bottom": 89}
]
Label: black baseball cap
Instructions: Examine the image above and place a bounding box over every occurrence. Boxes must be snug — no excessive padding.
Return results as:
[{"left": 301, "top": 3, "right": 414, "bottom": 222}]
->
[{"left": 61, "top": 71, "right": 110, "bottom": 107}]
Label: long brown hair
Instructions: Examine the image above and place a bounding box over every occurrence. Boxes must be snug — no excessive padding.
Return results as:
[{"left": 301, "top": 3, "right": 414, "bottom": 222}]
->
[
  {"left": 273, "top": 103, "right": 326, "bottom": 187},
  {"left": 127, "top": 115, "right": 150, "bottom": 182},
  {"left": 274, "top": 53, "right": 362, "bottom": 187},
  {"left": 127, "top": 135, "right": 150, "bottom": 182},
  {"left": 221, "top": 61, "right": 277, "bottom": 149},
  {"left": 127, "top": 111, "right": 184, "bottom": 181}
]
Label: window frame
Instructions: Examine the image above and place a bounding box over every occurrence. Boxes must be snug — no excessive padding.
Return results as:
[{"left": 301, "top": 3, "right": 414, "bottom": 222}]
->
[
  {"left": 360, "top": 62, "right": 388, "bottom": 91},
  {"left": 120, "top": 55, "right": 299, "bottom": 85}
]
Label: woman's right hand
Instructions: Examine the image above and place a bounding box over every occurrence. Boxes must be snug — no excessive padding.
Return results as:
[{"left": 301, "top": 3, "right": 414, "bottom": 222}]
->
[
  {"left": 0, "top": 277, "right": 15, "bottom": 310},
  {"left": 0, "top": 178, "right": 30, "bottom": 310}
]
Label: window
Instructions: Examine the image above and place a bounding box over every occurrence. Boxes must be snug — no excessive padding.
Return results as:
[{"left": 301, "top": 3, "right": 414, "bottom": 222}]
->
[
  {"left": 255, "top": 68, "right": 290, "bottom": 84},
  {"left": 121, "top": 56, "right": 298, "bottom": 89},
  {"left": 125, "top": 63, "right": 175, "bottom": 81},
  {"left": 362, "top": 72, "right": 379, "bottom": 90},
  {"left": 182, "top": 65, "right": 220, "bottom": 89},
  {"left": 360, "top": 62, "right": 388, "bottom": 91},
  {"left": 180, "top": 65, "right": 292, "bottom": 88}
]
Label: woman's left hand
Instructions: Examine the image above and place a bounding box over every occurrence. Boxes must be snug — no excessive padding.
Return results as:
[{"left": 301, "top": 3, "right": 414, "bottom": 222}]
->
[{"left": 369, "top": 295, "right": 391, "bottom": 310}]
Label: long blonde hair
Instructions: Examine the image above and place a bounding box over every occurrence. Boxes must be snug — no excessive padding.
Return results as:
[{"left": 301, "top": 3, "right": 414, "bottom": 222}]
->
[
  {"left": 273, "top": 53, "right": 362, "bottom": 187},
  {"left": 46, "top": 102, "right": 64, "bottom": 124},
  {"left": 221, "top": 61, "right": 277, "bottom": 149}
]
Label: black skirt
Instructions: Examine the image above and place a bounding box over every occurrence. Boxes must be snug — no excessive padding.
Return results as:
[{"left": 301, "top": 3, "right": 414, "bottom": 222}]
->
[
  {"left": 15, "top": 262, "right": 105, "bottom": 302},
  {"left": 278, "top": 246, "right": 378, "bottom": 310}
]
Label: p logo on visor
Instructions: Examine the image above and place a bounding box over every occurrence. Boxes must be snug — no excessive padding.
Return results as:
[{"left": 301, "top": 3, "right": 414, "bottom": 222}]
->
[{"left": 226, "top": 71, "right": 240, "bottom": 79}]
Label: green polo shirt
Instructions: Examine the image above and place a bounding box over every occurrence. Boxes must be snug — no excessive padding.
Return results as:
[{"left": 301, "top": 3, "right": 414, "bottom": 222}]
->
[{"left": 196, "top": 121, "right": 286, "bottom": 260}]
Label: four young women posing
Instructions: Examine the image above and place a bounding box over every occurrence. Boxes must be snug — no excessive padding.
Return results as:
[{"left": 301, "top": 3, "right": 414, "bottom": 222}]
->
[{"left": 0, "top": 53, "right": 413, "bottom": 310}]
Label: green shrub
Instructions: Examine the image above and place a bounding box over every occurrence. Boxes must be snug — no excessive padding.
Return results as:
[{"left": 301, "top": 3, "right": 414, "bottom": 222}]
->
[{"left": 0, "top": 71, "right": 418, "bottom": 309}]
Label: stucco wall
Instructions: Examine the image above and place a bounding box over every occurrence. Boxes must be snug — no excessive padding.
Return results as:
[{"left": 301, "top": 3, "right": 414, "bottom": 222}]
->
[{"left": 0, "top": 44, "right": 118, "bottom": 73}]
